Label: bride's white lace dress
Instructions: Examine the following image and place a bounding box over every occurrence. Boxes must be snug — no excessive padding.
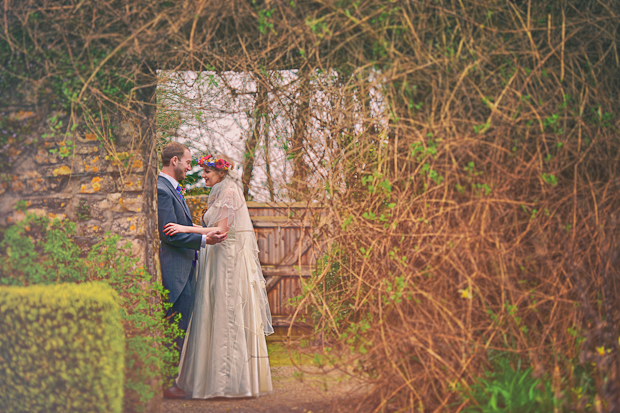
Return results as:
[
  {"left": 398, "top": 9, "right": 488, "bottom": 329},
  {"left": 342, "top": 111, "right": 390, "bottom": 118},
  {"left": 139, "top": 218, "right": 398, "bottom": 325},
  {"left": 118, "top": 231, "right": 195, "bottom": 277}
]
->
[{"left": 176, "top": 172, "right": 273, "bottom": 398}]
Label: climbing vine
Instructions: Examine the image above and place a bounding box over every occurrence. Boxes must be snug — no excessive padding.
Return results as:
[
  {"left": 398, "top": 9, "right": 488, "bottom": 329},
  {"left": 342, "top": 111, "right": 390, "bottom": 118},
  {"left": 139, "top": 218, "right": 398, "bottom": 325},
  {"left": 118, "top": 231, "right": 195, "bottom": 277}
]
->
[{"left": 2, "top": 0, "right": 620, "bottom": 411}]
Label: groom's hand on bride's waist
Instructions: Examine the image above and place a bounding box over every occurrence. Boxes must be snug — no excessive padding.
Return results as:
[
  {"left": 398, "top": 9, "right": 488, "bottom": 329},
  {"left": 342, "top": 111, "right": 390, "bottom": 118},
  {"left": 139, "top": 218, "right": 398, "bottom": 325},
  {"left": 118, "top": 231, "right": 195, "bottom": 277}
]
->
[{"left": 205, "top": 230, "right": 227, "bottom": 245}]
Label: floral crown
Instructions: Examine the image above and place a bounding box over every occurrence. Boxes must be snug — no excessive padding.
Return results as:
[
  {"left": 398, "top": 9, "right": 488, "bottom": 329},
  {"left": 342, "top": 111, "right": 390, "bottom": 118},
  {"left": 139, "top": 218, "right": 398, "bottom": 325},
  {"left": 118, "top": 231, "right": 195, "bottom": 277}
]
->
[{"left": 196, "top": 154, "right": 231, "bottom": 170}]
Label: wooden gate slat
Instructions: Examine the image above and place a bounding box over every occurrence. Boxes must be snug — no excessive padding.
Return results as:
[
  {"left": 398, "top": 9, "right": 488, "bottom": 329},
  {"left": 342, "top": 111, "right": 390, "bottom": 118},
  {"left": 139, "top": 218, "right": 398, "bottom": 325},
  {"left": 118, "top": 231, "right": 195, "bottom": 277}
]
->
[
  {"left": 265, "top": 275, "right": 282, "bottom": 292},
  {"left": 279, "top": 236, "right": 313, "bottom": 266}
]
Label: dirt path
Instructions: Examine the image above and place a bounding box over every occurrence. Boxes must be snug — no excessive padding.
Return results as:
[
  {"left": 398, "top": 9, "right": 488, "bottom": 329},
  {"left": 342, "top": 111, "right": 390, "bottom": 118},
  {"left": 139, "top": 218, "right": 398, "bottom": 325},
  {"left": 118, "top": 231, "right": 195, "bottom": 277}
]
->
[{"left": 162, "top": 365, "right": 365, "bottom": 413}]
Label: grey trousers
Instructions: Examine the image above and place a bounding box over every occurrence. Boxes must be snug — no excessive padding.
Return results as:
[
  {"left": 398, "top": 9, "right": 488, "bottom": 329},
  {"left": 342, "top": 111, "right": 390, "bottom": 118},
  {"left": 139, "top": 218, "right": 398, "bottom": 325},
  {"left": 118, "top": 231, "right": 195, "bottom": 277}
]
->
[{"left": 166, "top": 264, "right": 195, "bottom": 369}]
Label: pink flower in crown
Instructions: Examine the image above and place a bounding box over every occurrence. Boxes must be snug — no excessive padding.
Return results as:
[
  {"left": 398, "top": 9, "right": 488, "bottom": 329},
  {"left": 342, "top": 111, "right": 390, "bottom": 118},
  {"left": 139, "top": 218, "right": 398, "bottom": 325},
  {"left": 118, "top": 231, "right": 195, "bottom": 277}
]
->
[{"left": 215, "top": 159, "right": 225, "bottom": 169}]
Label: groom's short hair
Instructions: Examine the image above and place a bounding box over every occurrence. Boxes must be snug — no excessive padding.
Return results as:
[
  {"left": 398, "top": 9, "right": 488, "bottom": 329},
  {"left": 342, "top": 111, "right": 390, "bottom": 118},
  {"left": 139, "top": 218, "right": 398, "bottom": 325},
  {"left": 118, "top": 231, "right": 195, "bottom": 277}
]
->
[{"left": 161, "top": 142, "right": 189, "bottom": 166}]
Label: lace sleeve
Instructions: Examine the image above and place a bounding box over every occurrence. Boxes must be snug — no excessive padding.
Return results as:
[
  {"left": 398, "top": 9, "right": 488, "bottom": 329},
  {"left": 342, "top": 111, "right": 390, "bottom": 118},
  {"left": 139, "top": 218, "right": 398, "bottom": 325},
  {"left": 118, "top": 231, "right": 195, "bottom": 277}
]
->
[{"left": 207, "top": 184, "right": 245, "bottom": 229}]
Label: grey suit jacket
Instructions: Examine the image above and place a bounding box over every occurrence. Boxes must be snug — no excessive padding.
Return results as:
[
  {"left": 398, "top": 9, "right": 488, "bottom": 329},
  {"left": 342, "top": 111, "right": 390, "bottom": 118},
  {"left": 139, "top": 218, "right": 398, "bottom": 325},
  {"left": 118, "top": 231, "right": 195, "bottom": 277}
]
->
[{"left": 157, "top": 175, "right": 202, "bottom": 304}]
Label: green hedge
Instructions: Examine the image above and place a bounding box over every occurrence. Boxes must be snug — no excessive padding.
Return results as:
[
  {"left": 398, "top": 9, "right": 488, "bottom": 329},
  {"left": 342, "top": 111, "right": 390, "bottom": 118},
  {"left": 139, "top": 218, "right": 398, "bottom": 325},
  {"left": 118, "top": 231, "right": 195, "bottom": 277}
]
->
[
  {"left": 0, "top": 282, "right": 125, "bottom": 413},
  {"left": 0, "top": 215, "right": 183, "bottom": 411}
]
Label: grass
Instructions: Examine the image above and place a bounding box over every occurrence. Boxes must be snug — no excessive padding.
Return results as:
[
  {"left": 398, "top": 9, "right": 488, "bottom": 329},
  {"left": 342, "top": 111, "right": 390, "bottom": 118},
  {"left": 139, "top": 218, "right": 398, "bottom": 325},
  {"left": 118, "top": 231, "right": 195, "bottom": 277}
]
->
[{"left": 267, "top": 342, "right": 315, "bottom": 367}]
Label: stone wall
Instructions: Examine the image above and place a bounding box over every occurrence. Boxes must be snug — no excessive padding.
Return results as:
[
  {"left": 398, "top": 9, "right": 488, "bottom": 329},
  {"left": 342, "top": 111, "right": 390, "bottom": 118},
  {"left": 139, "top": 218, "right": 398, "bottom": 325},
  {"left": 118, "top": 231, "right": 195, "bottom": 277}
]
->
[
  {"left": 0, "top": 95, "right": 159, "bottom": 280},
  {"left": 185, "top": 195, "right": 208, "bottom": 225},
  {"left": 1, "top": 90, "right": 161, "bottom": 412}
]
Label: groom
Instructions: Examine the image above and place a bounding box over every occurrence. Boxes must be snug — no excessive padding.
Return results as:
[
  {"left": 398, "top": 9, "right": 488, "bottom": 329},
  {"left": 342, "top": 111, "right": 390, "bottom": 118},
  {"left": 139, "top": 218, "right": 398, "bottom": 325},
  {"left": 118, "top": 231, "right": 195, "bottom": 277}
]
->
[{"left": 157, "top": 142, "right": 225, "bottom": 398}]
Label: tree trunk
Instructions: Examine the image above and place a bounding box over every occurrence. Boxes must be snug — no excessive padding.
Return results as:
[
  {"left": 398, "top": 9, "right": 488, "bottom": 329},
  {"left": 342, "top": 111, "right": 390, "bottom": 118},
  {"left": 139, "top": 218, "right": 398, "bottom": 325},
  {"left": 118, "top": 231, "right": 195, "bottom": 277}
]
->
[
  {"left": 263, "top": 114, "right": 275, "bottom": 201},
  {"left": 290, "top": 72, "right": 310, "bottom": 200},
  {"left": 241, "top": 75, "right": 267, "bottom": 200}
]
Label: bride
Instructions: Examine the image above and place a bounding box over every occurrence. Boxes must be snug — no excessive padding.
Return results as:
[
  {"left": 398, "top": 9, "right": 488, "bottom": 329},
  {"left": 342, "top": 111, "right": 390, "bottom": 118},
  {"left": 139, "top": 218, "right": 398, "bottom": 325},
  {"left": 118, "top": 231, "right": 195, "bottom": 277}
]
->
[{"left": 163, "top": 154, "right": 273, "bottom": 399}]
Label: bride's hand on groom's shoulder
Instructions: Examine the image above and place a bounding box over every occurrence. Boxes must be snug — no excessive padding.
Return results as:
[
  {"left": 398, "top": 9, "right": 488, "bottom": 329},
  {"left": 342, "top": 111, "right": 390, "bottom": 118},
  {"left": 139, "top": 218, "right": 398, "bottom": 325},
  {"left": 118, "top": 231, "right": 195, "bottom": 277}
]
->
[
  {"left": 206, "top": 230, "right": 227, "bottom": 245},
  {"left": 163, "top": 222, "right": 187, "bottom": 236}
]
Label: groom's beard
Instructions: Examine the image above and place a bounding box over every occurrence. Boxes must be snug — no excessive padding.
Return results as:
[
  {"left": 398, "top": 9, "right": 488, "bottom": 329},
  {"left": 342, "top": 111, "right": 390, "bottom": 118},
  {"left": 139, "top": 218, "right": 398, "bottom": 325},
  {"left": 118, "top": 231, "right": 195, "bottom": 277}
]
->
[{"left": 174, "top": 165, "right": 187, "bottom": 182}]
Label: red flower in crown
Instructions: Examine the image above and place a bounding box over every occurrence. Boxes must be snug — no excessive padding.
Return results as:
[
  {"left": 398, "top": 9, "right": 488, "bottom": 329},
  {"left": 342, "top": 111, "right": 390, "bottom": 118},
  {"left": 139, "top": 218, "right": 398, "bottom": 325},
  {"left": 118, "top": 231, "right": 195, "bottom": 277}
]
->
[{"left": 215, "top": 159, "right": 225, "bottom": 169}]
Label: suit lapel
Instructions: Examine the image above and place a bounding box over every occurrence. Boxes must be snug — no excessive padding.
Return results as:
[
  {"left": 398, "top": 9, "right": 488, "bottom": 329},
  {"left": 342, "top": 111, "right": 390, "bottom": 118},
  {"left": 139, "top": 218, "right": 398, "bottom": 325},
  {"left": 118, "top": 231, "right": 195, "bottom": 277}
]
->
[
  {"left": 180, "top": 193, "right": 192, "bottom": 221},
  {"left": 176, "top": 186, "right": 193, "bottom": 221},
  {"left": 159, "top": 176, "right": 193, "bottom": 222}
]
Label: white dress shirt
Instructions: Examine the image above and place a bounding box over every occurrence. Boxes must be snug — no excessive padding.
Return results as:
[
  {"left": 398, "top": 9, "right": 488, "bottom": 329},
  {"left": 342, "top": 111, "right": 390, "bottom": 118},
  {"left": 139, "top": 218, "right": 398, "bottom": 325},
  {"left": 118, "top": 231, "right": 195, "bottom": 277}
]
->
[{"left": 159, "top": 172, "right": 206, "bottom": 248}]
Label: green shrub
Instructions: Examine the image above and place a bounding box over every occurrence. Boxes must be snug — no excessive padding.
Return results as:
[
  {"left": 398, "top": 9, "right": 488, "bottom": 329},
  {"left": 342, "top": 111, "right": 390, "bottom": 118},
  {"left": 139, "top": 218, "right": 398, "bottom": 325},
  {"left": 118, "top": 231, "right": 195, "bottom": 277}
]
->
[
  {"left": 0, "top": 214, "right": 181, "bottom": 412},
  {"left": 0, "top": 214, "right": 86, "bottom": 286},
  {"left": 456, "top": 353, "right": 557, "bottom": 413},
  {"left": 0, "top": 282, "right": 124, "bottom": 413},
  {"left": 85, "top": 232, "right": 182, "bottom": 409}
]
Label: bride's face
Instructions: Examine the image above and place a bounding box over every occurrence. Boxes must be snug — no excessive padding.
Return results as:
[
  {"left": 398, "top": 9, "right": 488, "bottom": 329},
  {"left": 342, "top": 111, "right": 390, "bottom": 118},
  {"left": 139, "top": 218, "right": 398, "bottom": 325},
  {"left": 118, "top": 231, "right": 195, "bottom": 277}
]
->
[{"left": 202, "top": 167, "right": 225, "bottom": 187}]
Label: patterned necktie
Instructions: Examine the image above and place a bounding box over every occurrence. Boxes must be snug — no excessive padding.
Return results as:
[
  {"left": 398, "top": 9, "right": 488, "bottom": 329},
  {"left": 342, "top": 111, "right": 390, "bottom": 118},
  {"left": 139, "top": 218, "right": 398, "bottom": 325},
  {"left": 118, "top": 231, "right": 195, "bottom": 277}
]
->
[{"left": 175, "top": 185, "right": 185, "bottom": 203}]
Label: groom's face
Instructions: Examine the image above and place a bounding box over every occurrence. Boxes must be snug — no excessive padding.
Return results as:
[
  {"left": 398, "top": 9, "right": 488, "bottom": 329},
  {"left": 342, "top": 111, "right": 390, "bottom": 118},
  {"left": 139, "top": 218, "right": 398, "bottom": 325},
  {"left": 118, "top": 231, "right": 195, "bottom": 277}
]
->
[{"left": 173, "top": 149, "right": 192, "bottom": 182}]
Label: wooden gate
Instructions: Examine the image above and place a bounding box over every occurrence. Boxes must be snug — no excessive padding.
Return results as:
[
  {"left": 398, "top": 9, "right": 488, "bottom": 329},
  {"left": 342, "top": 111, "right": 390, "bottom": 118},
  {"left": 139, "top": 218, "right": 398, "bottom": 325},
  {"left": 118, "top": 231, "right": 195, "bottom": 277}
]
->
[
  {"left": 186, "top": 196, "right": 316, "bottom": 338},
  {"left": 247, "top": 202, "right": 316, "bottom": 338}
]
